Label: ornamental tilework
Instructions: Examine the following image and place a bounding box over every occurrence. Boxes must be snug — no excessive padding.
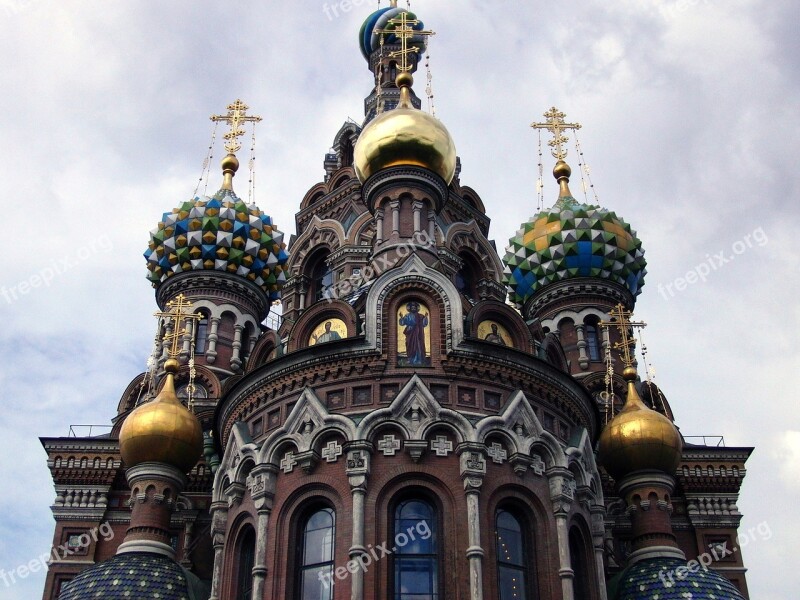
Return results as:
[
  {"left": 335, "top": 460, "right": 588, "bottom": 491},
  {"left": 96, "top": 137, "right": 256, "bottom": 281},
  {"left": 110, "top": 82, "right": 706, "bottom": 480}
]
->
[
  {"left": 614, "top": 557, "right": 745, "bottom": 600},
  {"left": 502, "top": 197, "right": 646, "bottom": 306},
  {"left": 144, "top": 189, "right": 288, "bottom": 300},
  {"left": 59, "top": 552, "right": 196, "bottom": 600}
]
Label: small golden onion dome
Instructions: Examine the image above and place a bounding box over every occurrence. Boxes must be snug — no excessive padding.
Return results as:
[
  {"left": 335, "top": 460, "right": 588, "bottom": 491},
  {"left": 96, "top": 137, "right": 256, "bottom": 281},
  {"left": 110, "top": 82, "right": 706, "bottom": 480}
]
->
[
  {"left": 598, "top": 366, "right": 683, "bottom": 481},
  {"left": 119, "top": 358, "right": 203, "bottom": 473},
  {"left": 354, "top": 73, "right": 457, "bottom": 184}
]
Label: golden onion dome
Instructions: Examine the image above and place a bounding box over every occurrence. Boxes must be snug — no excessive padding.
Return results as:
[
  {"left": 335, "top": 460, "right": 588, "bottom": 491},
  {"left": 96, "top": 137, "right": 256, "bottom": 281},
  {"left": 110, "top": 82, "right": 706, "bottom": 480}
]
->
[
  {"left": 354, "top": 72, "right": 457, "bottom": 184},
  {"left": 598, "top": 366, "right": 683, "bottom": 481},
  {"left": 119, "top": 359, "right": 203, "bottom": 473}
]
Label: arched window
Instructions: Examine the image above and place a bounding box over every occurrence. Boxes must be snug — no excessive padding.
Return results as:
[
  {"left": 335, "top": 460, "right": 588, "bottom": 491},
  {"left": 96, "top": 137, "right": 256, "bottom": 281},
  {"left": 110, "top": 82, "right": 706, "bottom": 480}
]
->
[
  {"left": 585, "top": 323, "right": 600, "bottom": 361},
  {"left": 496, "top": 508, "right": 532, "bottom": 600},
  {"left": 297, "top": 507, "right": 335, "bottom": 600},
  {"left": 235, "top": 528, "right": 255, "bottom": 600},
  {"left": 195, "top": 313, "right": 209, "bottom": 354},
  {"left": 312, "top": 255, "right": 335, "bottom": 302},
  {"left": 569, "top": 527, "right": 592, "bottom": 600},
  {"left": 393, "top": 498, "right": 438, "bottom": 599},
  {"left": 455, "top": 253, "right": 480, "bottom": 299}
]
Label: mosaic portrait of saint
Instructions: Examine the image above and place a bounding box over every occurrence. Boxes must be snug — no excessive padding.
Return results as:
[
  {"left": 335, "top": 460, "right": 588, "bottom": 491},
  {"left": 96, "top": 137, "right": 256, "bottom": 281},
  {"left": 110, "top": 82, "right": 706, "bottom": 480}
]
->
[
  {"left": 398, "top": 301, "right": 431, "bottom": 367},
  {"left": 477, "top": 320, "right": 513, "bottom": 348},
  {"left": 309, "top": 318, "right": 347, "bottom": 346}
]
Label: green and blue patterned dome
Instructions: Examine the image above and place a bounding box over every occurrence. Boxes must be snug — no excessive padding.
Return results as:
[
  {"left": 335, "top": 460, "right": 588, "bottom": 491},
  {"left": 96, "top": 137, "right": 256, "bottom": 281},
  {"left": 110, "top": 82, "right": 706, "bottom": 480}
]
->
[
  {"left": 502, "top": 192, "right": 646, "bottom": 307},
  {"left": 359, "top": 6, "right": 428, "bottom": 60},
  {"left": 144, "top": 188, "right": 288, "bottom": 301},
  {"left": 611, "top": 557, "right": 746, "bottom": 600}
]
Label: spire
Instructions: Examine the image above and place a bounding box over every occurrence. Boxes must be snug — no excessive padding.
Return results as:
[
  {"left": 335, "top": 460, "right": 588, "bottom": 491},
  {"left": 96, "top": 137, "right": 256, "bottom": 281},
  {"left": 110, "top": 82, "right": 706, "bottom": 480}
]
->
[
  {"left": 531, "top": 107, "right": 582, "bottom": 203},
  {"left": 210, "top": 99, "right": 262, "bottom": 191}
]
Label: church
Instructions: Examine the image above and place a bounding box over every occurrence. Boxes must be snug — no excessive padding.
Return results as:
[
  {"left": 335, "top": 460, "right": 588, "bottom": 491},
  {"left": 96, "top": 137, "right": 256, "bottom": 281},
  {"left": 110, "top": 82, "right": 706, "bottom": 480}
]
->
[{"left": 41, "top": 3, "right": 753, "bottom": 599}]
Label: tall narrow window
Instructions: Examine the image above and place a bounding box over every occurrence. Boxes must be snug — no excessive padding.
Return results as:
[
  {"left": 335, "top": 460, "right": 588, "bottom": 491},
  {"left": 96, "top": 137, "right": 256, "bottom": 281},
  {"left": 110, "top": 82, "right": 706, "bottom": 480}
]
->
[
  {"left": 297, "top": 507, "right": 335, "bottom": 600},
  {"left": 394, "top": 499, "right": 438, "bottom": 600},
  {"left": 236, "top": 528, "right": 255, "bottom": 600},
  {"left": 496, "top": 509, "right": 530, "bottom": 600},
  {"left": 195, "top": 314, "right": 208, "bottom": 354},
  {"left": 313, "top": 258, "right": 335, "bottom": 302},
  {"left": 569, "top": 527, "right": 591, "bottom": 600},
  {"left": 585, "top": 324, "right": 600, "bottom": 361}
]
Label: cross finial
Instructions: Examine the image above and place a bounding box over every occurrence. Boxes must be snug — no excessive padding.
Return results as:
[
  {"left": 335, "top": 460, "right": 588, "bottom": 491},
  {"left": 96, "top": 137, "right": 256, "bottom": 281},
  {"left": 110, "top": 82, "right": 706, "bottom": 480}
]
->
[
  {"left": 375, "top": 11, "right": 435, "bottom": 75},
  {"left": 154, "top": 294, "right": 202, "bottom": 360},
  {"left": 531, "top": 107, "right": 582, "bottom": 161},
  {"left": 210, "top": 99, "right": 262, "bottom": 155},
  {"left": 599, "top": 303, "right": 647, "bottom": 369}
]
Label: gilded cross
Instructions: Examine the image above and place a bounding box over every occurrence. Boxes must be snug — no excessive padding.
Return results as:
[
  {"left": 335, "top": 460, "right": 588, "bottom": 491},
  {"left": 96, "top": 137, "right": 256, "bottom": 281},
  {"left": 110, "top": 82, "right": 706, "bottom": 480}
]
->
[
  {"left": 154, "top": 293, "right": 202, "bottom": 359},
  {"left": 599, "top": 303, "right": 647, "bottom": 368},
  {"left": 210, "top": 99, "right": 262, "bottom": 154},
  {"left": 531, "top": 107, "right": 582, "bottom": 160},
  {"left": 375, "top": 11, "right": 435, "bottom": 73}
]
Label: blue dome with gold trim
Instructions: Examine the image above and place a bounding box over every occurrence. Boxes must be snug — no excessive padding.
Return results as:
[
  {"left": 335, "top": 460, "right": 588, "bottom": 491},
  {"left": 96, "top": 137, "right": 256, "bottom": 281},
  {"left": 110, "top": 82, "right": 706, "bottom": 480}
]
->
[
  {"left": 359, "top": 6, "right": 428, "bottom": 60},
  {"left": 144, "top": 188, "right": 288, "bottom": 301}
]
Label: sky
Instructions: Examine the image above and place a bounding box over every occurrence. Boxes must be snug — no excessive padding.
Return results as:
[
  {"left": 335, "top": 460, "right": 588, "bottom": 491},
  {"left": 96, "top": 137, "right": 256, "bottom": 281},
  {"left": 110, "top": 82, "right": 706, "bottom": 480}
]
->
[{"left": 0, "top": 0, "right": 796, "bottom": 598}]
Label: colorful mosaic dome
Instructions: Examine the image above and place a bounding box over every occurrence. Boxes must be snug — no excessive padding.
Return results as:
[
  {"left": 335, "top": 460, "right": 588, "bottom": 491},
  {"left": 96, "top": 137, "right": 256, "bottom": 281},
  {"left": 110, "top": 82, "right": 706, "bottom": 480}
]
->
[
  {"left": 144, "top": 188, "right": 288, "bottom": 301},
  {"left": 502, "top": 195, "right": 646, "bottom": 306},
  {"left": 59, "top": 552, "right": 209, "bottom": 600},
  {"left": 611, "top": 557, "right": 746, "bottom": 600},
  {"left": 359, "top": 7, "right": 428, "bottom": 60}
]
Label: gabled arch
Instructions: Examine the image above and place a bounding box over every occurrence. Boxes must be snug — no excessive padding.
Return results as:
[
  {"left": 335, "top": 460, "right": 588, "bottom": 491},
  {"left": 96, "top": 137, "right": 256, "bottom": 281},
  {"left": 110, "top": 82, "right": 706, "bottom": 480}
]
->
[
  {"left": 445, "top": 220, "right": 504, "bottom": 282},
  {"left": 356, "top": 374, "right": 476, "bottom": 444},
  {"left": 475, "top": 390, "right": 566, "bottom": 469},
  {"left": 246, "top": 329, "right": 281, "bottom": 372},
  {"left": 257, "top": 387, "right": 357, "bottom": 466}
]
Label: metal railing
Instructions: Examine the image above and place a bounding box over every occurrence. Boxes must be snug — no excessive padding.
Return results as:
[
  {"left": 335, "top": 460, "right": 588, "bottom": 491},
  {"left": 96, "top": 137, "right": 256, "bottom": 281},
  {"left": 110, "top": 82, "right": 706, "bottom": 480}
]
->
[
  {"left": 683, "top": 435, "right": 725, "bottom": 447},
  {"left": 68, "top": 425, "right": 113, "bottom": 438}
]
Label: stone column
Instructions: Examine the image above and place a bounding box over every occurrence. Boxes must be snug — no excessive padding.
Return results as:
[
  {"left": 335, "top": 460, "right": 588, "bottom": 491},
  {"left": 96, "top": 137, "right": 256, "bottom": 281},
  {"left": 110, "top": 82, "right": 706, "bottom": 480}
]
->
[
  {"left": 231, "top": 324, "right": 245, "bottom": 371},
  {"left": 375, "top": 208, "right": 385, "bottom": 244},
  {"left": 575, "top": 324, "right": 589, "bottom": 369},
  {"left": 250, "top": 465, "right": 277, "bottom": 600},
  {"left": 590, "top": 506, "right": 609, "bottom": 600},
  {"left": 412, "top": 200, "right": 423, "bottom": 234},
  {"left": 390, "top": 200, "right": 400, "bottom": 235},
  {"left": 427, "top": 210, "right": 436, "bottom": 242},
  {"left": 548, "top": 468, "right": 575, "bottom": 600},
  {"left": 181, "top": 318, "right": 194, "bottom": 360},
  {"left": 458, "top": 444, "right": 487, "bottom": 600},
  {"left": 206, "top": 317, "right": 221, "bottom": 364},
  {"left": 208, "top": 500, "right": 229, "bottom": 600},
  {"left": 346, "top": 442, "right": 372, "bottom": 600}
]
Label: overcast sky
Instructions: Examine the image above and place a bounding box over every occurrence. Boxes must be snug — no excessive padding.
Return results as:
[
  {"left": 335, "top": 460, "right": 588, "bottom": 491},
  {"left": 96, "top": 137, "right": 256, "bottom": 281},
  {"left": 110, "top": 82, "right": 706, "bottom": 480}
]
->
[{"left": 0, "top": 1, "right": 796, "bottom": 598}]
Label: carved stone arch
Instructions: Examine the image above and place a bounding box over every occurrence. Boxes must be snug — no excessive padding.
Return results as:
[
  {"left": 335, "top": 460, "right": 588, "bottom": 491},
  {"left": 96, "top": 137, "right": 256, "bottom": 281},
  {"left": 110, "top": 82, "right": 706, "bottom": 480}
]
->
[
  {"left": 117, "top": 372, "right": 147, "bottom": 414},
  {"left": 329, "top": 168, "right": 356, "bottom": 191},
  {"left": 348, "top": 211, "right": 376, "bottom": 245},
  {"left": 331, "top": 121, "right": 361, "bottom": 169},
  {"left": 364, "top": 254, "right": 464, "bottom": 355},
  {"left": 288, "top": 216, "right": 346, "bottom": 277},
  {"left": 466, "top": 300, "right": 535, "bottom": 352},
  {"left": 214, "top": 422, "right": 257, "bottom": 501},
  {"left": 356, "top": 374, "right": 476, "bottom": 444},
  {"left": 456, "top": 185, "right": 487, "bottom": 214},
  {"left": 257, "top": 387, "right": 356, "bottom": 466},
  {"left": 246, "top": 329, "right": 281, "bottom": 372},
  {"left": 446, "top": 221, "right": 504, "bottom": 281},
  {"left": 174, "top": 363, "right": 222, "bottom": 399},
  {"left": 476, "top": 390, "right": 566, "bottom": 470},
  {"left": 541, "top": 332, "right": 569, "bottom": 372},
  {"left": 300, "top": 183, "right": 328, "bottom": 210},
  {"left": 566, "top": 428, "right": 604, "bottom": 506},
  {"left": 286, "top": 299, "right": 359, "bottom": 352}
]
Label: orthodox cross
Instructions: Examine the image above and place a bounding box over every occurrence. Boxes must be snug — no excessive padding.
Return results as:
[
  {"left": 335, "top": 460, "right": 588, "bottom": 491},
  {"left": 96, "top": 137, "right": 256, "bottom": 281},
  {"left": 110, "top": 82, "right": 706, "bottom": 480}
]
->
[
  {"left": 531, "top": 106, "right": 582, "bottom": 160},
  {"left": 154, "top": 293, "right": 202, "bottom": 359},
  {"left": 210, "top": 99, "right": 262, "bottom": 154},
  {"left": 375, "top": 10, "right": 435, "bottom": 72},
  {"left": 599, "top": 303, "right": 647, "bottom": 369}
]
